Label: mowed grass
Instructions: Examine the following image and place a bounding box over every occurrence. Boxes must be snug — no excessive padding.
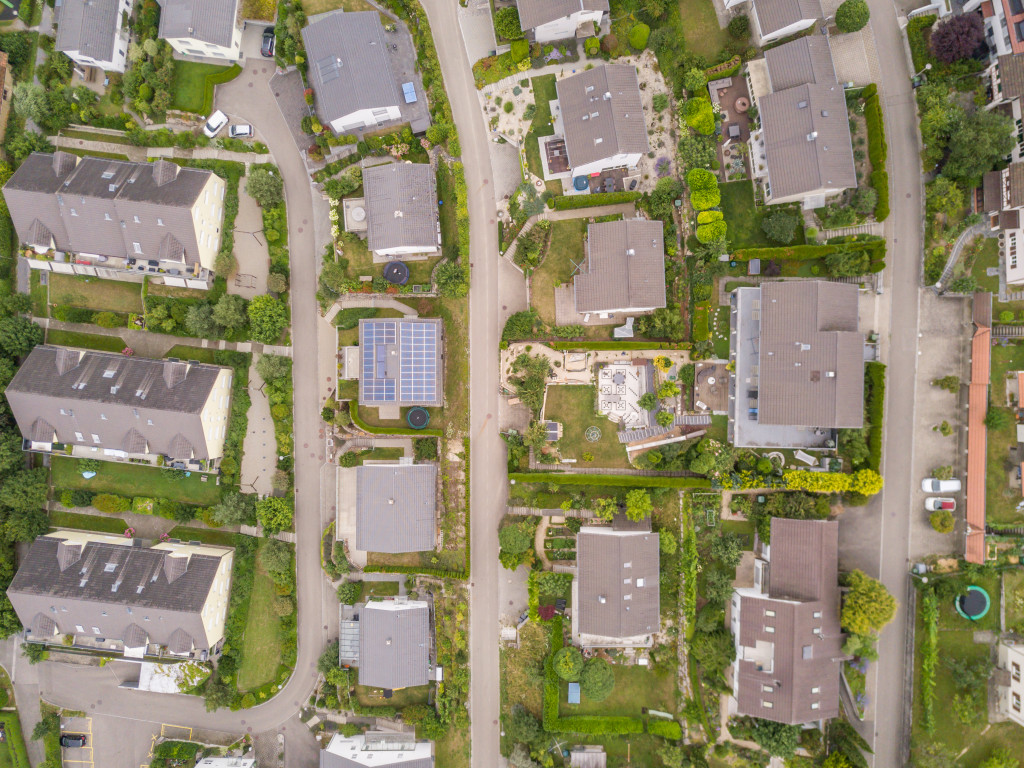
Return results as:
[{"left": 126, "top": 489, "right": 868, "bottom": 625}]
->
[
  {"left": 50, "top": 510, "right": 130, "bottom": 534},
  {"left": 52, "top": 456, "right": 223, "bottom": 506},
  {"left": 719, "top": 180, "right": 770, "bottom": 249},
  {"left": 301, "top": 0, "right": 375, "bottom": 13},
  {"left": 543, "top": 385, "right": 632, "bottom": 469},
  {"left": 1005, "top": 569, "right": 1024, "bottom": 630},
  {"left": 237, "top": 543, "right": 281, "bottom": 691},
  {"left": 558, "top": 662, "right": 677, "bottom": 716},
  {"left": 171, "top": 61, "right": 236, "bottom": 114},
  {"left": 45, "top": 329, "right": 127, "bottom": 352},
  {"left": 525, "top": 75, "right": 557, "bottom": 182},
  {"left": 355, "top": 682, "right": 429, "bottom": 708},
  {"left": 936, "top": 573, "right": 1000, "bottom": 632},
  {"left": 29, "top": 270, "right": 47, "bottom": 317},
  {"left": 973, "top": 236, "right": 1022, "bottom": 317},
  {"left": 48, "top": 273, "right": 143, "bottom": 313},
  {"left": 360, "top": 580, "right": 400, "bottom": 600},
  {"left": 531, "top": 218, "right": 585, "bottom": 326},
  {"left": 678, "top": 0, "right": 731, "bottom": 60},
  {"left": 988, "top": 343, "right": 1024, "bottom": 524}
]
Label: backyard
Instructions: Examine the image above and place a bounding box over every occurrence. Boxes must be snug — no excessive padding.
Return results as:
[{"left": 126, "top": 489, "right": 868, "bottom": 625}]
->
[
  {"left": 360, "top": 580, "right": 400, "bottom": 600},
  {"left": 300, "top": 0, "right": 376, "bottom": 12},
  {"left": 355, "top": 682, "right": 430, "bottom": 709},
  {"left": 51, "top": 456, "right": 223, "bottom": 506},
  {"left": 171, "top": 61, "right": 239, "bottom": 114},
  {"left": 45, "top": 329, "right": 127, "bottom": 352},
  {"left": 557, "top": 661, "right": 677, "bottom": 717},
  {"left": 524, "top": 75, "right": 558, "bottom": 188},
  {"left": 1006, "top": 569, "right": 1024, "bottom": 633},
  {"left": 677, "top": 0, "right": 731, "bottom": 60},
  {"left": 543, "top": 384, "right": 632, "bottom": 468},
  {"left": 50, "top": 510, "right": 131, "bottom": 534},
  {"left": 236, "top": 543, "right": 282, "bottom": 691},
  {"left": 988, "top": 343, "right": 1024, "bottom": 525},
  {"left": 531, "top": 218, "right": 585, "bottom": 326},
  {"left": 971, "top": 236, "right": 1021, "bottom": 318},
  {"left": 48, "top": 273, "right": 143, "bottom": 313},
  {"left": 718, "top": 181, "right": 805, "bottom": 250}
]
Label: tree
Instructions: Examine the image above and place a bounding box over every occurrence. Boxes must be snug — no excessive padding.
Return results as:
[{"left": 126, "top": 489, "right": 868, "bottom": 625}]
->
[
  {"left": 0, "top": 468, "right": 48, "bottom": 513},
  {"left": 704, "top": 568, "right": 734, "bottom": 604},
  {"left": 522, "top": 420, "right": 547, "bottom": 452},
  {"left": 824, "top": 246, "right": 870, "bottom": 277},
  {"left": 684, "top": 98, "right": 716, "bottom": 136},
  {"left": 658, "top": 380, "right": 680, "bottom": 398},
  {"left": 711, "top": 532, "right": 743, "bottom": 568},
  {"left": 822, "top": 754, "right": 854, "bottom": 768},
  {"left": 508, "top": 744, "right": 540, "bottom": 768},
  {"left": 184, "top": 303, "right": 217, "bottom": 338},
  {"left": 5, "top": 508, "right": 49, "bottom": 542},
  {"left": 839, "top": 428, "right": 870, "bottom": 467},
  {"left": 841, "top": 569, "right": 896, "bottom": 636},
  {"left": 943, "top": 109, "right": 1014, "bottom": 186},
  {"left": 0, "top": 316, "right": 43, "bottom": 358},
  {"left": 979, "top": 748, "right": 1019, "bottom": 768},
  {"left": 267, "top": 272, "right": 288, "bottom": 294},
  {"left": 494, "top": 7, "right": 523, "bottom": 39},
  {"left": 683, "top": 67, "right": 708, "bottom": 95},
  {"left": 504, "top": 705, "right": 542, "bottom": 748},
  {"left": 850, "top": 468, "right": 884, "bottom": 496},
  {"left": 761, "top": 210, "right": 798, "bottom": 244},
  {"left": 930, "top": 509, "right": 955, "bottom": 534},
  {"left": 245, "top": 166, "right": 284, "bottom": 208},
  {"left": 12, "top": 82, "right": 49, "bottom": 124},
  {"left": 629, "top": 23, "right": 650, "bottom": 50},
  {"left": 926, "top": 177, "right": 965, "bottom": 220},
  {"left": 0, "top": 431, "right": 25, "bottom": 476},
  {"left": 835, "top": 0, "right": 869, "bottom": 32},
  {"left": 659, "top": 530, "right": 677, "bottom": 555},
  {"left": 498, "top": 522, "right": 532, "bottom": 554},
  {"left": 256, "top": 496, "right": 293, "bottom": 534},
  {"left": 211, "top": 294, "right": 248, "bottom": 331},
  {"left": 211, "top": 492, "right": 254, "bottom": 526},
  {"left": 728, "top": 14, "right": 750, "bottom": 39},
  {"left": 691, "top": 626, "right": 735, "bottom": 682},
  {"left": 248, "top": 295, "right": 288, "bottom": 343},
  {"left": 336, "top": 581, "right": 361, "bottom": 605},
  {"left": 655, "top": 410, "right": 675, "bottom": 427},
  {"left": 852, "top": 186, "right": 878, "bottom": 216},
  {"left": 592, "top": 497, "right": 618, "bottom": 520},
  {"left": 625, "top": 488, "right": 653, "bottom": 521},
  {"left": 553, "top": 646, "right": 584, "bottom": 681},
  {"left": 931, "top": 374, "right": 960, "bottom": 394},
  {"left": 579, "top": 657, "right": 615, "bottom": 701},
  {"left": 260, "top": 539, "right": 292, "bottom": 574},
  {"left": 930, "top": 13, "right": 985, "bottom": 63},
  {"left": 257, "top": 353, "right": 291, "bottom": 383},
  {"left": 985, "top": 407, "right": 1011, "bottom": 429},
  {"left": 638, "top": 392, "right": 658, "bottom": 411}
]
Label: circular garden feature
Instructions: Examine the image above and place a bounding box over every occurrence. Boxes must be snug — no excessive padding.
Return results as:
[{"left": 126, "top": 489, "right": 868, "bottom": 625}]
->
[
  {"left": 406, "top": 407, "right": 430, "bottom": 430},
  {"left": 955, "top": 585, "right": 991, "bottom": 621},
  {"left": 383, "top": 261, "right": 410, "bottom": 285}
]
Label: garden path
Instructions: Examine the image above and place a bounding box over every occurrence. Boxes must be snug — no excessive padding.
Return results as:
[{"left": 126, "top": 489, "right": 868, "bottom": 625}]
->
[{"left": 240, "top": 354, "right": 276, "bottom": 498}]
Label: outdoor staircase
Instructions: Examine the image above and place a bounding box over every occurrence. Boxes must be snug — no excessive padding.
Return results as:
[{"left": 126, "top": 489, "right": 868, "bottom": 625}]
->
[{"left": 986, "top": 525, "right": 1024, "bottom": 537}]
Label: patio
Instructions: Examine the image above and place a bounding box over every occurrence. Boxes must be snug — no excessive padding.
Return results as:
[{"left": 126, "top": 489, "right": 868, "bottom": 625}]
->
[
  {"left": 708, "top": 76, "right": 752, "bottom": 182},
  {"left": 693, "top": 362, "right": 730, "bottom": 414}
]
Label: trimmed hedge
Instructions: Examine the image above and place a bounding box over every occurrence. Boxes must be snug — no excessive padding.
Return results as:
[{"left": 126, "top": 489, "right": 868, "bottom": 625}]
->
[
  {"left": 863, "top": 85, "right": 889, "bottom": 222},
  {"left": 363, "top": 564, "right": 466, "bottom": 579},
  {"left": 647, "top": 719, "right": 683, "bottom": 739},
  {"left": 349, "top": 402, "right": 443, "bottom": 437},
  {"left": 200, "top": 65, "right": 242, "bottom": 116},
  {"left": 510, "top": 472, "right": 711, "bottom": 488},
  {"left": 548, "top": 341, "right": 691, "bottom": 351},
  {"left": 872, "top": 169, "right": 890, "bottom": 222},
  {"left": 864, "top": 361, "right": 886, "bottom": 472},
  {"left": 550, "top": 191, "right": 642, "bottom": 211},
  {"left": 734, "top": 239, "right": 886, "bottom": 262},
  {"left": 696, "top": 210, "right": 723, "bottom": 224}
]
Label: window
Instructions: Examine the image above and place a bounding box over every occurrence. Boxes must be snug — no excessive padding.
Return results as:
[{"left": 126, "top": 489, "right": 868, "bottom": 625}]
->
[
  {"left": 74, "top": 431, "right": 84, "bottom": 441},
  {"left": 1014, "top": 692, "right": 1022, "bottom": 712},
  {"left": 91, "top": 434, "right": 100, "bottom": 443},
  {"left": 813, "top": 611, "right": 822, "bottom": 618},
  {"left": 75, "top": 624, "right": 84, "bottom": 633},
  {"left": 762, "top": 684, "right": 773, "bottom": 693},
  {"left": 133, "top": 215, "right": 140, "bottom": 224},
  {"left": 102, "top": 368, "right": 116, "bottom": 378},
  {"left": 811, "top": 686, "right": 820, "bottom": 694},
  {"left": 60, "top": 408, "right": 69, "bottom": 416},
  {"left": 104, "top": 213, "right": 112, "bottom": 221},
  {"left": 762, "top": 700, "right": 773, "bottom": 709},
  {"left": 813, "top": 627, "right": 822, "bottom": 635},
  {"left": 765, "top": 609, "right": 776, "bottom": 617},
  {"left": 157, "top": 218, "right": 164, "bottom": 226},
  {"left": 100, "top": 414, "right": 107, "bottom": 421},
  {"left": 811, "top": 702, "right": 820, "bottom": 710},
  {"left": 765, "top": 626, "right": 775, "bottom": 633},
  {"left": 1014, "top": 662, "right": 1021, "bottom": 682},
  {"left": 91, "top": 626, "right": 101, "bottom": 635},
  {"left": 70, "top": 208, "right": 78, "bottom": 216}
]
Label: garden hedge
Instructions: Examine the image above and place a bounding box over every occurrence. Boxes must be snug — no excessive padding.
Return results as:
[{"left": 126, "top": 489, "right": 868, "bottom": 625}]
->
[
  {"left": 696, "top": 210, "right": 723, "bottom": 224},
  {"left": 550, "top": 191, "right": 642, "bottom": 211},
  {"left": 696, "top": 220, "right": 727, "bottom": 243},
  {"left": 647, "top": 719, "right": 683, "bottom": 739},
  {"left": 349, "top": 402, "right": 443, "bottom": 437},
  {"left": 548, "top": 341, "right": 690, "bottom": 351},
  {"left": 363, "top": 564, "right": 466, "bottom": 579},
  {"left": 864, "top": 91, "right": 887, "bottom": 169},
  {"left": 199, "top": 65, "right": 242, "bottom": 116},
  {"left": 872, "top": 169, "right": 890, "bottom": 222},
  {"left": 920, "top": 590, "right": 938, "bottom": 733},
  {"left": 864, "top": 361, "right": 886, "bottom": 472},
  {"left": 510, "top": 472, "right": 711, "bottom": 488},
  {"left": 734, "top": 240, "right": 886, "bottom": 262}
]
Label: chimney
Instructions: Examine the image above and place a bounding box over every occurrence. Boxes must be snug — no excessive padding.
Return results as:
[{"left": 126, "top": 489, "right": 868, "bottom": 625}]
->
[
  {"left": 394, "top": 210, "right": 403, "bottom": 218},
  {"left": 806, "top": 131, "right": 818, "bottom": 142}
]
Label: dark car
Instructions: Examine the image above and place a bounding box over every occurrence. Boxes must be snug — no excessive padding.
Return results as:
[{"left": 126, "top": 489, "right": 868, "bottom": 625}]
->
[
  {"left": 261, "top": 27, "right": 275, "bottom": 58},
  {"left": 60, "top": 734, "right": 87, "bottom": 749}
]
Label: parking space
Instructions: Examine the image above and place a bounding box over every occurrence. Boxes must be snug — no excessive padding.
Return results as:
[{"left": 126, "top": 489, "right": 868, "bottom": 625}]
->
[{"left": 60, "top": 715, "right": 93, "bottom": 767}]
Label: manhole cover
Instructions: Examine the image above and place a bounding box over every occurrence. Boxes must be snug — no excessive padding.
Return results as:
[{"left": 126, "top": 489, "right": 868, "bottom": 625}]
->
[{"left": 585, "top": 426, "right": 601, "bottom": 442}]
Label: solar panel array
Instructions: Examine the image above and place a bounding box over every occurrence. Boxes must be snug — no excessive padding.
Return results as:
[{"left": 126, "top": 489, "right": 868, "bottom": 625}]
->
[
  {"left": 360, "top": 320, "right": 439, "bottom": 404},
  {"left": 399, "top": 321, "right": 438, "bottom": 402},
  {"left": 361, "top": 321, "right": 398, "bottom": 403}
]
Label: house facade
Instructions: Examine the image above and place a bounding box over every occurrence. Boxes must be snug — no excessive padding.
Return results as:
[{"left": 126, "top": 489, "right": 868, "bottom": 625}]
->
[
  {"left": 158, "top": 0, "right": 243, "bottom": 62},
  {"left": 964, "top": 0, "right": 1024, "bottom": 59},
  {"left": 981, "top": 164, "right": 1024, "bottom": 285},
  {"left": 55, "top": 0, "right": 131, "bottom": 73},
  {"left": 996, "top": 640, "right": 1024, "bottom": 726},
  {"left": 515, "top": 0, "right": 609, "bottom": 43}
]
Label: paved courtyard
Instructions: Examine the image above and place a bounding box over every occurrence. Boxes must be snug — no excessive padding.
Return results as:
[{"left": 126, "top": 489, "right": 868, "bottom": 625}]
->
[
  {"left": 241, "top": 353, "right": 277, "bottom": 498},
  {"left": 229, "top": 183, "right": 271, "bottom": 301},
  {"left": 829, "top": 27, "right": 882, "bottom": 86}
]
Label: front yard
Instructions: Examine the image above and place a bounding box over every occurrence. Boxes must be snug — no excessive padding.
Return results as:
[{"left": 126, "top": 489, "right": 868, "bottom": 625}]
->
[
  {"left": 48, "top": 273, "right": 143, "bottom": 313},
  {"left": 236, "top": 547, "right": 282, "bottom": 691},
  {"left": 531, "top": 218, "right": 585, "bottom": 326},
  {"left": 543, "top": 385, "right": 632, "bottom": 469},
  {"left": 677, "top": 0, "right": 731, "bottom": 60},
  {"left": 51, "top": 456, "right": 223, "bottom": 506}
]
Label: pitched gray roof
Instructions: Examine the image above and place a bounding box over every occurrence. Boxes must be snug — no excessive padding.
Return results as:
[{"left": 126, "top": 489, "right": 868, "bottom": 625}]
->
[
  {"left": 574, "top": 219, "right": 666, "bottom": 313},
  {"left": 3, "top": 154, "right": 212, "bottom": 267},
  {"left": 764, "top": 35, "right": 836, "bottom": 91},
  {"left": 363, "top": 163, "right": 439, "bottom": 253},
  {"left": 301, "top": 11, "right": 402, "bottom": 126},
  {"left": 753, "top": 0, "right": 821, "bottom": 37},
  {"left": 7, "top": 535, "right": 229, "bottom": 651},
  {"left": 999, "top": 54, "right": 1024, "bottom": 101},
  {"left": 159, "top": 0, "right": 239, "bottom": 48},
  {"left": 760, "top": 83, "right": 856, "bottom": 200},
  {"left": 357, "top": 600, "right": 430, "bottom": 689},
  {"left": 516, "top": 0, "right": 609, "bottom": 30},
  {"left": 5, "top": 345, "right": 227, "bottom": 460},
  {"left": 556, "top": 65, "right": 649, "bottom": 169},
  {"left": 576, "top": 527, "right": 659, "bottom": 639},
  {"left": 355, "top": 464, "right": 437, "bottom": 553},
  {"left": 735, "top": 519, "right": 842, "bottom": 724},
  {"left": 755, "top": 281, "right": 864, "bottom": 428},
  {"left": 55, "top": 0, "right": 120, "bottom": 61}
]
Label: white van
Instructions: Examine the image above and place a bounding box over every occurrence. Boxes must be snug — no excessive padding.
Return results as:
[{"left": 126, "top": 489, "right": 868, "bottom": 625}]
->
[{"left": 203, "top": 110, "right": 229, "bottom": 138}]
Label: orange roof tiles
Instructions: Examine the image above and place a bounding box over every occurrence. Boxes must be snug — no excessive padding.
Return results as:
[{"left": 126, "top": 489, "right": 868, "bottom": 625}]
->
[{"left": 965, "top": 299, "right": 991, "bottom": 564}]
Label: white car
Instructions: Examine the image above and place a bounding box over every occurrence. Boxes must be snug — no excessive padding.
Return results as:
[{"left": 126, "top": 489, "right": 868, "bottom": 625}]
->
[
  {"left": 203, "top": 110, "right": 229, "bottom": 138},
  {"left": 921, "top": 478, "right": 962, "bottom": 493},
  {"left": 925, "top": 497, "right": 956, "bottom": 512},
  {"left": 228, "top": 124, "right": 253, "bottom": 139}
]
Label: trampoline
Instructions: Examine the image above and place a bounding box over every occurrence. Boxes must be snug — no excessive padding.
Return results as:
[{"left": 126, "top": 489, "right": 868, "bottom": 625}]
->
[
  {"left": 383, "top": 261, "right": 410, "bottom": 285},
  {"left": 955, "top": 585, "right": 991, "bottom": 621},
  {"left": 407, "top": 407, "right": 430, "bottom": 429}
]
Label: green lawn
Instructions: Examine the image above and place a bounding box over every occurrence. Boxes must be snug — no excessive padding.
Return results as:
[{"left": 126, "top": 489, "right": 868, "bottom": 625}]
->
[
  {"left": 558, "top": 662, "right": 677, "bottom": 716},
  {"left": 988, "top": 344, "right": 1024, "bottom": 524},
  {"left": 354, "top": 447, "right": 404, "bottom": 464},
  {"left": 937, "top": 573, "right": 1000, "bottom": 632},
  {"left": 164, "top": 345, "right": 218, "bottom": 364},
  {"left": 45, "top": 329, "right": 128, "bottom": 352},
  {"left": 711, "top": 306, "right": 730, "bottom": 358},
  {"left": 544, "top": 385, "right": 632, "bottom": 469},
  {"left": 355, "top": 681, "right": 429, "bottom": 708},
  {"left": 29, "top": 271, "right": 47, "bottom": 317},
  {"left": 51, "top": 456, "right": 223, "bottom": 506},
  {"left": 532, "top": 218, "right": 585, "bottom": 326},
  {"left": 1005, "top": 570, "right": 1024, "bottom": 632},
  {"left": 360, "top": 580, "right": 401, "bottom": 600},
  {"left": 167, "top": 526, "right": 239, "bottom": 547},
  {"left": 48, "top": 273, "right": 143, "bottom": 313},
  {"left": 237, "top": 543, "right": 282, "bottom": 691},
  {"left": 973, "top": 236, "right": 1023, "bottom": 318},
  {"left": 721, "top": 518, "right": 755, "bottom": 548},
  {"left": 718, "top": 181, "right": 805, "bottom": 250},
  {"left": 301, "top": 0, "right": 375, "bottom": 12},
  {"left": 678, "top": 0, "right": 731, "bottom": 61},
  {"left": 525, "top": 75, "right": 557, "bottom": 183},
  {"left": 50, "top": 510, "right": 130, "bottom": 534},
  {"left": 171, "top": 61, "right": 238, "bottom": 114}
]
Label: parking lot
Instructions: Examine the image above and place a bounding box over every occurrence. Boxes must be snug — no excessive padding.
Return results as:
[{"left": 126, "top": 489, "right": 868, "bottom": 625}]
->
[{"left": 60, "top": 716, "right": 93, "bottom": 768}]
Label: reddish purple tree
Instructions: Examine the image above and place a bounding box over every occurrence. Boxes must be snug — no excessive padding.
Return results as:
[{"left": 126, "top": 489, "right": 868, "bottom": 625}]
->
[{"left": 929, "top": 14, "right": 986, "bottom": 64}]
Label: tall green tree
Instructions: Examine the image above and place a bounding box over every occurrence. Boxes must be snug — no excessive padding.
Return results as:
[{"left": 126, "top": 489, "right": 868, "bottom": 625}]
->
[
  {"left": 943, "top": 109, "right": 1015, "bottom": 185},
  {"left": 841, "top": 570, "right": 896, "bottom": 636}
]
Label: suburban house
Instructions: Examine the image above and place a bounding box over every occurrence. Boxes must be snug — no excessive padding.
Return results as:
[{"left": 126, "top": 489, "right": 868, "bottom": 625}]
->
[
  {"left": 357, "top": 318, "right": 444, "bottom": 413},
  {"left": 357, "top": 599, "right": 431, "bottom": 690},
  {"left": 547, "top": 64, "right": 649, "bottom": 182},
  {"left": 157, "top": 0, "right": 243, "bottom": 62},
  {"left": 965, "top": 0, "right": 1024, "bottom": 59},
  {"left": 721, "top": 0, "right": 820, "bottom": 44},
  {"left": 965, "top": 293, "right": 993, "bottom": 564},
  {"left": 343, "top": 162, "right": 440, "bottom": 259},
  {"left": 7, "top": 532, "right": 234, "bottom": 659},
  {"left": 729, "top": 518, "right": 844, "bottom": 724},
  {"left": 730, "top": 281, "right": 864, "bottom": 449},
  {"left": 5, "top": 345, "right": 234, "bottom": 470},
  {"left": 995, "top": 639, "right": 1024, "bottom": 726},
  {"left": 0, "top": 52, "right": 14, "bottom": 145},
  {"left": 354, "top": 462, "right": 437, "bottom": 553},
  {"left": 747, "top": 36, "right": 856, "bottom": 207},
  {"left": 3, "top": 153, "right": 226, "bottom": 290},
  {"left": 301, "top": 11, "right": 405, "bottom": 134},
  {"left": 983, "top": 53, "right": 1024, "bottom": 161},
  {"left": 515, "top": 0, "right": 609, "bottom": 43},
  {"left": 55, "top": 0, "right": 132, "bottom": 73},
  {"left": 574, "top": 219, "right": 666, "bottom": 317},
  {"left": 573, "top": 519, "right": 660, "bottom": 648},
  {"left": 320, "top": 732, "right": 433, "bottom": 768},
  {"left": 981, "top": 164, "right": 1024, "bottom": 285}
]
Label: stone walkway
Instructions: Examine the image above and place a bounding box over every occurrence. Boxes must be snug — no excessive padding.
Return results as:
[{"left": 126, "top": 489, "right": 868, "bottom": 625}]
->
[
  {"left": 240, "top": 354, "right": 276, "bottom": 498},
  {"left": 230, "top": 181, "right": 271, "bottom": 300},
  {"left": 936, "top": 223, "right": 988, "bottom": 291},
  {"left": 324, "top": 296, "right": 421, "bottom": 323},
  {"left": 818, "top": 222, "right": 885, "bottom": 240},
  {"left": 53, "top": 135, "right": 146, "bottom": 161}
]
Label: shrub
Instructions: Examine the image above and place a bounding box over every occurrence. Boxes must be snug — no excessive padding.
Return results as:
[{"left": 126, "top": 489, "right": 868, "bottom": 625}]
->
[
  {"left": 835, "top": 0, "right": 870, "bottom": 32},
  {"left": 510, "top": 39, "right": 529, "bottom": 62},
  {"left": 584, "top": 36, "right": 600, "bottom": 56},
  {"left": 929, "top": 13, "right": 985, "bottom": 63},
  {"left": 494, "top": 7, "right": 524, "bottom": 40},
  {"left": 648, "top": 719, "right": 683, "bottom": 739},
  {"left": 629, "top": 23, "right": 650, "bottom": 50},
  {"left": 92, "top": 494, "right": 131, "bottom": 513},
  {"left": 930, "top": 509, "right": 954, "bottom": 533},
  {"left": 697, "top": 221, "right": 727, "bottom": 242},
  {"left": 728, "top": 14, "right": 750, "bottom": 39},
  {"left": 553, "top": 646, "right": 584, "bottom": 681},
  {"left": 550, "top": 191, "right": 641, "bottom": 211},
  {"left": 685, "top": 98, "right": 715, "bottom": 135},
  {"left": 761, "top": 210, "right": 798, "bottom": 244},
  {"left": 697, "top": 210, "right": 723, "bottom": 224},
  {"left": 579, "top": 658, "right": 615, "bottom": 701},
  {"left": 872, "top": 170, "right": 890, "bottom": 221}
]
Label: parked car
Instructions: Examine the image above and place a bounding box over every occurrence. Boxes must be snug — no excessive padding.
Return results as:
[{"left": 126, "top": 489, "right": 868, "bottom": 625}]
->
[
  {"left": 60, "top": 734, "right": 87, "bottom": 748},
  {"left": 228, "top": 124, "right": 253, "bottom": 139},
  {"left": 921, "top": 478, "right": 962, "bottom": 493},
  {"left": 203, "top": 110, "right": 228, "bottom": 138},
  {"left": 261, "top": 27, "right": 276, "bottom": 57},
  {"left": 925, "top": 497, "right": 956, "bottom": 512}
]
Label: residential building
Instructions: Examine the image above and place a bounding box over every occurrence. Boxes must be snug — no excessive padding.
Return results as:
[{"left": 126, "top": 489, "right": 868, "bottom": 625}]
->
[
  {"left": 301, "top": 11, "right": 404, "bottom": 134},
  {"left": 966, "top": 293, "right": 993, "bottom": 564},
  {"left": 320, "top": 732, "right": 433, "bottom": 768},
  {"left": 747, "top": 36, "right": 856, "bottom": 207},
  {"left": 550, "top": 64, "right": 649, "bottom": 180},
  {"left": 982, "top": 53, "right": 1024, "bottom": 161},
  {"left": 358, "top": 318, "right": 443, "bottom": 411},
  {"left": 573, "top": 519, "right": 660, "bottom": 648},
  {"left": 5, "top": 345, "right": 234, "bottom": 470},
  {"left": 157, "top": 0, "right": 243, "bottom": 62},
  {"left": 358, "top": 599, "right": 431, "bottom": 690},
  {"left": 196, "top": 759, "right": 255, "bottom": 768},
  {"left": 354, "top": 463, "right": 437, "bottom": 553},
  {"left": 3, "top": 153, "right": 226, "bottom": 289},
  {"left": 7, "top": 533, "right": 233, "bottom": 659},
  {"left": 730, "top": 281, "right": 864, "bottom": 449},
  {"left": 981, "top": 164, "right": 1024, "bottom": 284},
  {"left": 0, "top": 52, "right": 14, "bottom": 146},
  {"left": 737, "top": 0, "right": 821, "bottom": 45},
  {"left": 729, "top": 518, "right": 844, "bottom": 724},
  {"left": 574, "top": 219, "right": 666, "bottom": 316},
  {"left": 55, "top": 0, "right": 131, "bottom": 73},
  {"left": 515, "top": 0, "right": 609, "bottom": 43},
  {"left": 343, "top": 163, "right": 440, "bottom": 258},
  {"left": 995, "top": 639, "right": 1024, "bottom": 726},
  {"left": 965, "top": 0, "right": 1024, "bottom": 59}
]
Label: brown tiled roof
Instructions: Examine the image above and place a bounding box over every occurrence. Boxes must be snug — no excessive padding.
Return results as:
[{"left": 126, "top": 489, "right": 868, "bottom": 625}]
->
[
  {"left": 966, "top": 292, "right": 992, "bottom": 564},
  {"left": 576, "top": 527, "right": 659, "bottom": 639},
  {"left": 1009, "top": 164, "right": 1024, "bottom": 208},
  {"left": 999, "top": 54, "right": 1024, "bottom": 100},
  {"left": 574, "top": 219, "right": 666, "bottom": 313},
  {"left": 764, "top": 36, "right": 836, "bottom": 91},
  {"left": 985, "top": 170, "right": 1004, "bottom": 214},
  {"left": 753, "top": 0, "right": 822, "bottom": 37},
  {"left": 516, "top": 0, "right": 608, "bottom": 29}
]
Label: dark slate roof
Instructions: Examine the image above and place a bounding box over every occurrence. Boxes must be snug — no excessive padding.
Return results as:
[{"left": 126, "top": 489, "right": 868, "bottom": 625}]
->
[
  {"left": 999, "top": 53, "right": 1024, "bottom": 100},
  {"left": 764, "top": 36, "right": 836, "bottom": 91},
  {"left": 516, "top": 0, "right": 608, "bottom": 29},
  {"left": 355, "top": 464, "right": 436, "bottom": 553},
  {"left": 752, "top": 0, "right": 821, "bottom": 37},
  {"left": 8, "top": 535, "right": 229, "bottom": 651},
  {"left": 55, "top": 0, "right": 120, "bottom": 61},
  {"left": 159, "top": 0, "right": 239, "bottom": 48},
  {"left": 363, "top": 163, "right": 439, "bottom": 253},
  {"left": 357, "top": 600, "right": 430, "bottom": 689},
  {"left": 301, "top": 11, "right": 402, "bottom": 126},
  {"left": 574, "top": 219, "right": 666, "bottom": 313},
  {"left": 556, "top": 65, "right": 649, "bottom": 168},
  {"left": 5, "top": 345, "right": 227, "bottom": 460},
  {"left": 576, "top": 527, "right": 659, "bottom": 639}
]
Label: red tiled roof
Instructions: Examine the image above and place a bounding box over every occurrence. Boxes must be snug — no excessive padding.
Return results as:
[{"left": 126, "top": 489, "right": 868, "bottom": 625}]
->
[
  {"left": 965, "top": 303, "right": 991, "bottom": 564},
  {"left": 984, "top": 1, "right": 996, "bottom": 17},
  {"left": 1003, "top": 0, "right": 1024, "bottom": 54}
]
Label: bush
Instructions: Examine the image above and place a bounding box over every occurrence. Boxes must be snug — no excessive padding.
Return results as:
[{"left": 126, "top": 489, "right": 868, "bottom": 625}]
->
[
  {"left": 246, "top": 166, "right": 284, "bottom": 208},
  {"left": 584, "top": 36, "right": 600, "bottom": 56},
  {"left": 494, "top": 6, "right": 524, "bottom": 40},
  {"left": 579, "top": 658, "right": 614, "bottom": 701},
  {"left": 929, "top": 13, "right": 985, "bottom": 63},
  {"left": 930, "top": 509, "right": 954, "bottom": 533},
  {"left": 728, "top": 14, "right": 750, "bottom": 39},
  {"left": 761, "top": 210, "right": 798, "bottom": 244},
  {"left": 553, "top": 646, "right": 584, "bottom": 681},
  {"left": 648, "top": 719, "right": 683, "bottom": 739},
  {"left": 835, "top": 0, "right": 870, "bottom": 32},
  {"left": 92, "top": 494, "right": 131, "bottom": 513},
  {"left": 510, "top": 39, "right": 529, "bottom": 62},
  {"left": 629, "top": 23, "right": 650, "bottom": 50},
  {"left": 550, "top": 191, "right": 642, "bottom": 211},
  {"left": 697, "top": 210, "right": 723, "bottom": 224},
  {"left": 697, "top": 221, "right": 727, "bottom": 242},
  {"left": 872, "top": 170, "right": 890, "bottom": 221},
  {"left": 685, "top": 98, "right": 715, "bottom": 135}
]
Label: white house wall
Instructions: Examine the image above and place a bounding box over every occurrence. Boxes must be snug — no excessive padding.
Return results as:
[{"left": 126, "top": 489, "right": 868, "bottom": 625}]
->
[
  {"left": 329, "top": 105, "right": 402, "bottom": 135},
  {"left": 533, "top": 10, "right": 605, "bottom": 43},
  {"left": 573, "top": 152, "right": 642, "bottom": 178},
  {"left": 165, "top": 27, "right": 243, "bottom": 62}
]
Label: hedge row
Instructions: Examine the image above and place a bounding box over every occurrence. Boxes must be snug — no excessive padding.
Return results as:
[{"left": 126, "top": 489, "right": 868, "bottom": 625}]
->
[
  {"left": 872, "top": 169, "right": 890, "bottom": 222},
  {"left": 363, "top": 564, "right": 466, "bottom": 579},
  {"left": 548, "top": 341, "right": 691, "bottom": 351},
  {"left": 349, "top": 402, "right": 443, "bottom": 437},
  {"left": 733, "top": 239, "right": 886, "bottom": 262},
  {"left": 862, "top": 84, "right": 890, "bottom": 222},
  {"left": 864, "top": 361, "right": 886, "bottom": 472},
  {"left": 647, "top": 719, "right": 683, "bottom": 739},
  {"left": 200, "top": 65, "right": 243, "bottom": 116},
  {"left": 920, "top": 590, "right": 938, "bottom": 734},
  {"left": 550, "top": 191, "right": 642, "bottom": 211},
  {"left": 509, "top": 473, "right": 712, "bottom": 488}
]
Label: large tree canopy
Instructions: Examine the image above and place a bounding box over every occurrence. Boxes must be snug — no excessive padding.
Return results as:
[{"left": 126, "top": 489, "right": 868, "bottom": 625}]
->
[{"left": 930, "top": 14, "right": 985, "bottom": 63}]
